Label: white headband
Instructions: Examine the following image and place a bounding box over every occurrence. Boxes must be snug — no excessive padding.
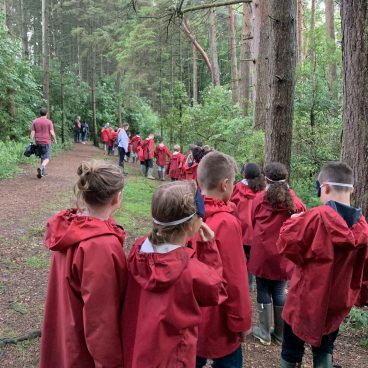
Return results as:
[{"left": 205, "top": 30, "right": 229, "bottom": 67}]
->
[
  {"left": 322, "top": 182, "right": 354, "bottom": 188},
  {"left": 153, "top": 213, "right": 196, "bottom": 226},
  {"left": 265, "top": 176, "right": 286, "bottom": 183}
]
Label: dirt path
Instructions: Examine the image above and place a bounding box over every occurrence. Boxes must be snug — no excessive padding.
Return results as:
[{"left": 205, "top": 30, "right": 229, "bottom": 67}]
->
[{"left": 0, "top": 144, "right": 366, "bottom": 367}]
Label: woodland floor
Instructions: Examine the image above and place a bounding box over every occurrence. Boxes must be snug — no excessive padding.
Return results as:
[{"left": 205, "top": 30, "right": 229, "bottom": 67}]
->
[{"left": 0, "top": 143, "right": 366, "bottom": 367}]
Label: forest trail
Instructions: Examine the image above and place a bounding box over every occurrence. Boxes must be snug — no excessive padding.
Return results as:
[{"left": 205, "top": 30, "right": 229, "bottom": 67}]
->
[{"left": 0, "top": 144, "right": 366, "bottom": 367}]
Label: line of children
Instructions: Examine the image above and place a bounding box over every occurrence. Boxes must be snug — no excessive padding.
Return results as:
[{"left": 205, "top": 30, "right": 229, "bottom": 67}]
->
[
  {"left": 154, "top": 136, "right": 171, "bottom": 181},
  {"left": 230, "top": 163, "right": 266, "bottom": 291}
]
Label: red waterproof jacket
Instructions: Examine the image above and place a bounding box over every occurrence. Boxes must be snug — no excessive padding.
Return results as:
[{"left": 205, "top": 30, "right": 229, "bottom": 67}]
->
[
  {"left": 131, "top": 135, "right": 142, "bottom": 152},
  {"left": 40, "top": 209, "right": 127, "bottom": 368},
  {"left": 230, "top": 180, "right": 261, "bottom": 245},
  {"left": 142, "top": 138, "right": 154, "bottom": 160},
  {"left": 154, "top": 144, "right": 171, "bottom": 167},
  {"left": 194, "top": 197, "right": 252, "bottom": 359},
  {"left": 121, "top": 237, "right": 227, "bottom": 368},
  {"left": 108, "top": 130, "right": 118, "bottom": 147},
  {"left": 249, "top": 190, "right": 306, "bottom": 280},
  {"left": 137, "top": 146, "right": 144, "bottom": 162},
  {"left": 101, "top": 127, "right": 110, "bottom": 143},
  {"left": 167, "top": 152, "right": 186, "bottom": 179},
  {"left": 356, "top": 263, "right": 368, "bottom": 306},
  {"left": 181, "top": 161, "right": 198, "bottom": 181},
  {"left": 278, "top": 205, "right": 368, "bottom": 346}
]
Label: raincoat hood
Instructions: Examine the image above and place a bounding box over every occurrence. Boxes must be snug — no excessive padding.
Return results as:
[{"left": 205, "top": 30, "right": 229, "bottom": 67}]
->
[
  {"left": 235, "top": 180, "right": 257, "bottom": 199},
  {"left": 45, "top": 208, "right": 126, "bottom": 252},
  {"left": 128, "top": 237, "right": 194, "bottom": 292},
  {"left": 203, "top": 196, "right": 236, "bottom": 219}
]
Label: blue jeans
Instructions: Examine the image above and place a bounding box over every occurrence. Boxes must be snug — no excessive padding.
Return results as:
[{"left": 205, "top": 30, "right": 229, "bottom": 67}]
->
[
  {"left": 196, "top": 345, "right": 242, "bottom": 368},
  {"left": 118, "top": 147, "right": 126, "bottom": 168},
  {"left": 256, "top": 277, "right": 287, "bottom": 306},
  {"left": 282, "top": 322, "right": 339, "bottom": 363}
]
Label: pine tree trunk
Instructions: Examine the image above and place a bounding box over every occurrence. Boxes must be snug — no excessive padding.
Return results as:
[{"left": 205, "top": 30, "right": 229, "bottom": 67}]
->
[
  {"left": 341, "top": 0, "right": 368, "bottom": 216},
  {"left": 61, "top": 72, "right": 66, "bottom": 144},
  {"left": 296, "top": 0, "right": 305, "bottom": 63},
  {"left": 192, "top": 44, "right": 198, "bottom": 104},
  {"left": 228, "top": 5, "right": 239, "bottom": 104},
  {"left": 42, "top": 0, "right": 50, "bottom": 111},
  {"left": 91, "top": 44, "right": 98, "bottom": 147},
  {"left": 325, "top": 0, "right": 337, "bottom": 96},
  {"left": 209, "top": 9, "right": 220, "bottom": 86},
  {"left": 20, "top": 0, "right": 28, "bottom": 58},
  {"left": 310, "top": 0, "right": 316, "bottom": 65},
  {"left": 239, "top": 2, "right": 252, "bottom": 115},
  {"left": 116, "top": 70, "right": 122, "bottom": 127},
  {"left": 264, "top": 0, "right": 297, "bottom": 171},
  {"left": 253, "top": 0, "right": 269, "bottom": 130}
]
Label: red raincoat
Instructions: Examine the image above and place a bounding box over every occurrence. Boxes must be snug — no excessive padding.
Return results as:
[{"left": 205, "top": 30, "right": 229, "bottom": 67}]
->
[
  {"left": 101, "top": 127, "right": 110, "bottom": 143},
  {"left": 230, "top": 180, "right": 261, "bottom": 245},
  {"left": 167, "top": 152, "right": 186, "bottom": 180},
  {"left": 249, "top": 189, "right": 306, "bottom": 280},
  {"left": 194, "top": 197, "right": 252, "bottom": 359},
  {"left": 137, "top": 146, "right": 144, "bottom": 162},
  {"left": 154, "top": 144, "right": 171, "bottom": 167},
  {"left": 131, "top": 135, "right": 142, "bottom": 152},
  {"left": 142, "top": 138, "right": 154, "bottom": 160},
  {"left": 278, "top": 205, "right": 368, "bottom": 346},
  {"left": 40, "top": 209, "right": 127, "bottom": 368},
  {"left": 108, "top": 130, "right": 118, "bottom": 147},
  {"left": 181, "top": 161, "right": 198, "bottom": 181},
  {"left": 121, "top": 237, "right": 227, "bottom": 368}
]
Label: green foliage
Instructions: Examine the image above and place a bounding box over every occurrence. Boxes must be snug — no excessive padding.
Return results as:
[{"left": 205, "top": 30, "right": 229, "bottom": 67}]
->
[{"left": 342, "top": 307, "right": 368, "bottom": 347}]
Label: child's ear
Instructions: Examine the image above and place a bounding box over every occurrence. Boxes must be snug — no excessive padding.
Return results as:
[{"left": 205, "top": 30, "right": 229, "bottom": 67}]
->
[
  {"left": 112, "top": 191, "right": 123, "bottom": 205},
  {"left": 219, "top": 178, "right": 229, "bottom": 193}
]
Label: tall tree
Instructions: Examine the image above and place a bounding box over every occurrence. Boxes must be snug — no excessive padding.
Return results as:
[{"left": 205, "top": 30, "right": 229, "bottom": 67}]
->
[
  {"left": 42, "top": 0, "right": 50, "bottom": 111},
  {"left": 310, "top": 0, "right": 316, "bottom": 65},
  {"left": 325, "top": 0, "right": 337, "bottom": 96},
  {"left": 296, "top": 0, "right": 305, "bottom": 63},
  {"left": 341, "top": 0, "right": 368, "bottom": 216},
  {"left": 228, "top": 5, "right": 239, "bottom": 104},
  {"left": 253, "top": 0, "right": 269, "bottom": 130},
  {"left": 264, "top": 0, "right": 297, "bottom": 170},
  {"left": 208, "top": 8, "right": 220, "bottom": 85}
]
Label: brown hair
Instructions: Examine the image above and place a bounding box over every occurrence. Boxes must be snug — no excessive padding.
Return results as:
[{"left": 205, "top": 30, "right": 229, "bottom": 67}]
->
[
  {"left": 74, "top": 160, "right": 124, "bottom": 209},
  {"left": 242, "top": 163, "right": 265, "bottom": 193},
  {"left": 264, "top": 162, "right": 294, "bottom": 214},
  {"left": 318, "top": 161, "right": 354, "bottom": 192},
  {"left": 149, "top": 181, "right": 197, "bottom": 245},
  {"left": 197, "top": 151, "right": 237, "bottom": 190}
]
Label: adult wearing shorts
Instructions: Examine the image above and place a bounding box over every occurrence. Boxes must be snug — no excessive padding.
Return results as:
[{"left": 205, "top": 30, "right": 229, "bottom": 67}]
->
[{"left": 30, "top": 107, "right": 57, "bottom": 178}]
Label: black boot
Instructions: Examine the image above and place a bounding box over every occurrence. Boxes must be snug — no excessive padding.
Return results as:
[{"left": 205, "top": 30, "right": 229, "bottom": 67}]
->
[
  {"left": 312, "top": 352, "right": 333, "bottom": 368},
  {"left": 272, "top": 305, "right": 284, "bottom": 345},
  {"left": 253, "top": 303, "right": 272, "bottom": 345},
  {"left": 281, "top": 358, "right": 302, "bottom": 368}
]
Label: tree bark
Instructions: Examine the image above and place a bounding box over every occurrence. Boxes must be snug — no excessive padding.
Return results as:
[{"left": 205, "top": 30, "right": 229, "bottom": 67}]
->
[
  {"left": 228, "top": 5, "right": 239, "bottom": 104},
  {"left": 296, "top": 0, "right": 305, "bottom": 63},
  {"left": 325, "top": 0, "right": 337, "bottom": 96},
  {"left": 115, "top": 70, "right": 122, "bottom": 127},
  {"left": 310, "top": 0, "right": 316, "bottom": 65},
  {"left": 253, "top": 0, "right": 269, "bottom": 130},
  {"left": 42, "top": 0, "right": 50, "bottom": 111},
  {"left": 341, "top": 0, "right": 368, "bottom": 216},
  {"left": 264, "top": 0, "right": 297, "bottom": 171},
  {"left": 208, "top": 8, "right": 220, "bottom": 86},
  {"left": 192, "top": 44, "right": 198, "bottom": 104},
  {"left": 20, "top": 0, "right": 28, "bottom": 58}
]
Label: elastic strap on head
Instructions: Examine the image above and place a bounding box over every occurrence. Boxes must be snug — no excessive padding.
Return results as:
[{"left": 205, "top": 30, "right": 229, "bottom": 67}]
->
[
  {"left": 322, "top": 182, "right": 353, "bottom": 188},
  {"left": 265, "top": 176, "right": 286, "bottom": 183},
  {"left": 153, "top": 213, "right": 196, "bottom": 226}
]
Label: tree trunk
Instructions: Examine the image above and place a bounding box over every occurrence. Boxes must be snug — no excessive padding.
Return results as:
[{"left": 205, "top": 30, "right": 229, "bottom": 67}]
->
[
  {"left": 115, "top": 70, "right": 122, "bottom": 127},
  {"left": 341, "top": 0, "right": 368, "bottom": 216},
  {"left": 20, "top": 0, "right": 28, "bottom": 58},
  {"left": 208, "top": 9, "right": 220, "bottom": 86},
  {"left": 251, "top": 0, "right": 260, "bottom": 102},
  {"left": 296, "top": 0, "right": 305, "bottom": 63},
  {"left": 228, "top": 5, "right": 239, "bottom": 104},
  {"left": 264, "top": 0, "right": 297, "bottom": 171},
  {"left": 240, "top": 1, "right": 252, "bottom": 115},
  {"left": 325, "top": 0, "right": 337, "bottom": 96},
  {"left": 253, "top": 0, "right": 269, "bottom": 130},
  {"left": 310, "top": 0, "right": 316, "bottom": 65},
  {"left": 61, "top": 72, "right": 66, "bottom": 144},
  {"left": 42, "top": 0, "right": 50, "bottom": 111},
  {"left": 192, "top": 43, "right": 198, "bottom": 104},
  {"left": 91, "top": 44, "right": 98, "bottom": 147}
]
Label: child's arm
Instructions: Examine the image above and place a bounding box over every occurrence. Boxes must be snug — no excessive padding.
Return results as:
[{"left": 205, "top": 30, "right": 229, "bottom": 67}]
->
[{"left": 74, "top": 236, "right": 127, "bottom": 367}]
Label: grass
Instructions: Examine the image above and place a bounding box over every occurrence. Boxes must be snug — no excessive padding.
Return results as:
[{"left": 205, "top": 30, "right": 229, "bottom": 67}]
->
[
  {"left": 114, "top": 173, "right": 159, "bottom": 238},
  {"left": 25, "top": 255, "right": 50, "bottom": 269},
  {"left": 342, "top": 307, "right": 368, "bottom": 347}
]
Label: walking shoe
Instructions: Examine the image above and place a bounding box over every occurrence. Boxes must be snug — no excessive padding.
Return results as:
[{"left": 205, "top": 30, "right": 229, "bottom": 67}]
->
[{"left": 37, "top": 166, "right": 43, "bottom": 179}]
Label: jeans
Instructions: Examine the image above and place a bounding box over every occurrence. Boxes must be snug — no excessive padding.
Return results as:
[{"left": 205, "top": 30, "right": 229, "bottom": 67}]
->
[
  {"left": 118, "top": 147, "right": 126, "bottom": 168},
  {"left": 74, "top": 130, "right": 81, "bottom": 143},
  {"left": 281, "top": 322, "right": 339, "bottom": 363},
  {"left": 256, "top": 277, "right": 287, "bottom": 306},
  {"left": 196, "top": 346, "right": 242, "bottom": 368}
]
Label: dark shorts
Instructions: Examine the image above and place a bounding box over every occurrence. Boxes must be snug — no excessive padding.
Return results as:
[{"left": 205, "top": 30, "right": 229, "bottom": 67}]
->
[{"left": 36, "top": 144, "right": 51, "bottom": 160}]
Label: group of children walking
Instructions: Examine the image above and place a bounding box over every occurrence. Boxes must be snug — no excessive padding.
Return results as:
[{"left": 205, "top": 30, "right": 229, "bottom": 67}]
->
[{"left": 40, "top": 146, "right": 368, "bottom": 368}]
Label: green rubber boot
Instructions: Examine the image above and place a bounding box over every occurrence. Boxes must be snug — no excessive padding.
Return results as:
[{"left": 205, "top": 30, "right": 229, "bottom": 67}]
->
[
  {"left": 272, "top": 305, "right": 284, "bottom": 345},
  {"left": 253, "top": 303, "right": 272, "bottom": 345},
  {"left": 281, "top": 357, "right": 303, "bottom": 368},
  {"left": 312, "top": 353, "right": 333, "bottom": 368}
]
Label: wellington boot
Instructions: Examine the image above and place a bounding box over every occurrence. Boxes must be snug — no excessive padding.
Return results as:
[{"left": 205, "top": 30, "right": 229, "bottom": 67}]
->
[
  {"left": 312, "top": 353, "right": 333, "bottom": 368},
  {"left": 159, "top": 171, "right": 165, "bottom": 181},
  {"left": 140, "top": 164, "right": 146, "bottom": 176},
  {"left": 253, "top": 303, "right": 272, "bottom": 345},
  {"left": 248, "top": 272, "right": 255, "bottom": 291},
  {"left": 272, "top": 305, "right": 284, "bottom": 345},
  {"left": 147, "top": 168, "right": 155, "bottom": 180},
  {"left": 281, "top": 358, "right": 303, "bottom": 368}
]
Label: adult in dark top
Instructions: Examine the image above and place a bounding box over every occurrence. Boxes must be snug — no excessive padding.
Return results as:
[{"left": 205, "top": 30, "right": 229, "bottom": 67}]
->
[
  {"left": 81, "top": 120, "right": 89, "bottom": 144},
  {"left": 30, "top": 107, "right": 57, "bottom": 178}
]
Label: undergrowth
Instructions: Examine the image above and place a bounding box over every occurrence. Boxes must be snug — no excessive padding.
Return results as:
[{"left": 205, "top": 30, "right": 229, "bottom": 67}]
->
[{"left": 342, "top": 307, "right": 368, "bottom": 347}]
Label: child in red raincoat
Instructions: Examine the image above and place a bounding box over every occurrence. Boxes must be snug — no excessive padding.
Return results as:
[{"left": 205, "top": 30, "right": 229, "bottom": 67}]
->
[
  {"left": 154, "top": 136, "right": 171, "bottom": 181},
  {"left": 40, "top": 160, "right": 127, "bottom": 368},
  {"left": 142, "top": 133, "right": 155, "bottom": 179},
  {"left": 230, "top": 163, "right": 266, "bottom": 291},
  {"left": 182, "top": 146, "right": 208, "bottom": 182},
  {"left": 131, "top": 132, "right": 142, "bottom": 163},
  {"left": 100, "top": 123, "right": 110, "bottom": 155},
  {"left": 121, "top": 181, "right": 227, "bottom": 368},
  {"left": 277, "top": 161, "right": 368, "bottom": 368},
  {"left": 195, "top": 151, "right": 252, "bottom": 368},
  {"left": 250, "top": 162, "right": 306, "bottom": 346},
  {"left": 166, "top": 144, "right": 186, "bottom": 181}
]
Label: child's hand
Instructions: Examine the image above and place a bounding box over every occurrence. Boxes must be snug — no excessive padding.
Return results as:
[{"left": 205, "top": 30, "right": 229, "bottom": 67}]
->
[
  {"left": 239, "top": 329, "right": 252, "bottom": 340},
  {"left": 199, "top": 222, "right": 214, "bottom": 242},
  {"left": 291, "top": 212, "right": 304, "bottom": 218}
]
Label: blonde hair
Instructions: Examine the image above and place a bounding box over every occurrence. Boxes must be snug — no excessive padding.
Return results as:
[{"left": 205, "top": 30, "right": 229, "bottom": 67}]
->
[
  {"left": 149, "top": 181, "right": 197, "bottom": 245},
  {"left": 74, "top": 160, "right": 124, "bottom": 209},
  {"left": 197, "top": 151, "right": 237, "bottom": 190},
  {"left": 173, "top": 144, "right": 181, "bottom": 152}
]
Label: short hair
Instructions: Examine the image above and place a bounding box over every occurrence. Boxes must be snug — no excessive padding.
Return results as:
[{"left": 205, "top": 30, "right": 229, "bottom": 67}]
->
[
  {"left": 318, "top": 161, "right": 354, "bottom": 192},
  {"left": 173, "top": 144, "right": 181, "bottom": 151},
  {"left": 158, "top": 136, "right": 163, "bottom": 143},
  {"left": 122, "top": 122, "right": 129, "bottom": 128},
  {"left": 39, "top": 107, "right": 48, "bottom": 116},
  {"left": 198, "top": 151, "right": 237, "bottom": 190}
]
